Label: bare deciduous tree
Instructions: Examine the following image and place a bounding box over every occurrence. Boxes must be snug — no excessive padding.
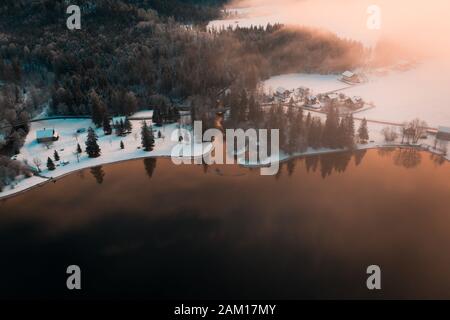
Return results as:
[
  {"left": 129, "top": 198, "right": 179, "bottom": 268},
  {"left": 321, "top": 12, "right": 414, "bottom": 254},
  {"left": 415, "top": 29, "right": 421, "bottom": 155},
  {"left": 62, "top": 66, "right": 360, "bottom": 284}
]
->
[
  {"left": 33, "top": 157, "right": 42, "bottom": 172},
  {"left": 402, "top": 118, "right": 428, "bottom": 144},
  {"left": 381, "top": 126, "right": 398, "bottom": 142}
]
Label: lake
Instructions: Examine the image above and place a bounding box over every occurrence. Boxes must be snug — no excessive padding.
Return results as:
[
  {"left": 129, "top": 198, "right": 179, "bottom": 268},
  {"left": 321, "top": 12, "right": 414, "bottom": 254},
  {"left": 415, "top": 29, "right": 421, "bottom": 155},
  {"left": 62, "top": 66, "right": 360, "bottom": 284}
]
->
[{"left": 0, "top": 148, "right": 450, "bottom": 299}]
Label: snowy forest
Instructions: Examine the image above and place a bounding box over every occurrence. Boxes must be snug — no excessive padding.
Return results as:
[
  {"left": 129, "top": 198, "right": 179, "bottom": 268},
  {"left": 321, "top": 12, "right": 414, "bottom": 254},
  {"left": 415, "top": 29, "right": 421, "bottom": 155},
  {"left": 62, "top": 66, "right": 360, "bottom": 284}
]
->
[{"left": 0, "top": 0, "right": 367, "bottom": 189}]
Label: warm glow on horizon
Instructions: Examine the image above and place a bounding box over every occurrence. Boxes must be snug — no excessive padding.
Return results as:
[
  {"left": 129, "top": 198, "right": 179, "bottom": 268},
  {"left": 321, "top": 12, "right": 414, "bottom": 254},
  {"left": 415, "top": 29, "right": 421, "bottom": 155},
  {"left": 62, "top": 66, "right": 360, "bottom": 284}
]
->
[{"left": 229, "top": 0, "right": 450, "bottom": 58}]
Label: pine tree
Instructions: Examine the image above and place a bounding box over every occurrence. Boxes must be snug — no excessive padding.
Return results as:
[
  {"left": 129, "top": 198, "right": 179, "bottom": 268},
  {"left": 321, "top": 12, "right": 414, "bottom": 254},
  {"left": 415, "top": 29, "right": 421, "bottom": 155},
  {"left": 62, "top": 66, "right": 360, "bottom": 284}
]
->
[
  {"left": 344, "top": 114, "right": 355, "bottom": 148},
  {"left": 152, "top": 107, "right": 163, "bottom": 126},
  {"left": 248, "top": 94, "right": 262, "bottom": 126},
  {"left": 358, "top": 118, "right": 369, "bottom": 144},
  {"left": 141, "top": 121, "right": 155, "bottom": 152},
  {"left": 47, "top": 157, "right": 55, "bottom": 171},
  {"left": 85, "top": 127, "right": 101, "bottom": 158},
  {"left": 103, "top": 114, "right": 112, "bottom": 135},
  {"left": 120, "top": 140, "right": 124, "bottom": 149},
  {"left": 287, "top": 109, "right": 302, "bottom": 154},
  {"left": 323, "top": 106, "right": 339, "bottom": 148},
  {"left": 53, "top": 150, "right": 60, "bottom": 161},
  {"left": 124, "top": 117, "right": 132, "bottom": 133},
  {"left": 90, "top": 90, "right": 106, "bottom": 127},
  {"left": 238, "top": 89, "right": 248, "bottom": 122}
]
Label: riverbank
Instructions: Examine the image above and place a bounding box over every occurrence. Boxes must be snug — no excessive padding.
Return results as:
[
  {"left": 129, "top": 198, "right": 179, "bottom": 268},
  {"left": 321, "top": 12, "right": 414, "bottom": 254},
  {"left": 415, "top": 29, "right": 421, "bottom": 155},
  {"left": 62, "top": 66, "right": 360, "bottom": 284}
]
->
[
  {"left": 0, "top": 114, "right": 212, "bottom": 200},
  {"left": 239, "top": 142, "right": 449, "bottom": 169},
  {"left": 1, "top": 112, "right": 448, "bottom": 200}
]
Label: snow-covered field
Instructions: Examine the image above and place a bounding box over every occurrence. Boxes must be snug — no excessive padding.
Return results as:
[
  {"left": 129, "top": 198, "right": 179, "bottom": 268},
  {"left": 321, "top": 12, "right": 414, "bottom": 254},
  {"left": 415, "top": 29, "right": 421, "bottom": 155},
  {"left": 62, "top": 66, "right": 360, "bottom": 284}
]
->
[
  {"left": 263, "top": 73, "right": 349, "bottom": 95},
  {"left": 344, "top": 61, "right": 450, "bottom": 127},
  {"left": 263, "top": 62, "right": 450, "bottom": 128},
  {"left": 0, "top": 112, "right": 212, "bottom": 198},
  {"left": 213, "top": 1, "right": 450, "bottom": 128}
]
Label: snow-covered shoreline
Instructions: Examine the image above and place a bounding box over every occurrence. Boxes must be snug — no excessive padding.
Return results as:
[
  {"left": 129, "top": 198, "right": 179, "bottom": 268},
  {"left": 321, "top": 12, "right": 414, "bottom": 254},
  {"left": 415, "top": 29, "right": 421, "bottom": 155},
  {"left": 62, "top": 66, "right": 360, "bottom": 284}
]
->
[
  {"left": 239, "top": 143, "right": 449, "bottom": 169},
  {"left": 2, "top": 138, "right": 448, "bottom": 201},
  {"left": 0, "top": 113, "right": 212, "bottom": 200}
]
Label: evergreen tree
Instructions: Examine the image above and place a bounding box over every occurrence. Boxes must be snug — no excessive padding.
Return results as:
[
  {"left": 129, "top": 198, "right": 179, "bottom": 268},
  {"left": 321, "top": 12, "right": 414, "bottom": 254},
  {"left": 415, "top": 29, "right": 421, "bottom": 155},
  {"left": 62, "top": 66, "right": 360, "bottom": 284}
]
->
[
  {"left": 344, "top": 114, "right": 355, "bottom": 148},
  {"left": 85, "top": 127, "right": 101, "bottom": 158},
  {"left": 120, "top": 140, "right": 124, "bottom": 149},
  {"left": 90, "top": 90, "right": 106, "bottom": 128},
  {"left": 287, "top": 109, "right": 302, "bottom": 154},
  {"left": 358, "top": 118, "right": 369, "bottom": 144},
  {"left": 323, "top": 106, "right": 339, "bottom": 148},
  {"left": 102, "top": 114, "right": 112, "bottom": 135},
  {"left": 124, "top": 117, "right": 132, "bottom": 133},
  {"left": 124, "top": 91, "right": 138, "bottom": 115},
  {"left": 336, "top": 119, "right": 347, "bottom": 148},
  {"left": 308, "top": 118, "right": 323, "bottom": 149},
  {"left": 248, "top": 94, "right": 262, "bottom": 125},
  {"left": 47, "top": 157, "right": 55, "bottom": 171},
  {"left": 238, "top": 89, "right": 248, "bottom": 122},
  {"left": 53, "top": 150, "right": 60, "bottom": 162},
  {"left": 141, "top": 121, "right": 155, "bottom": 151},
  {"left": 152, "top": 107, "right": 163, "bottom": 126}
]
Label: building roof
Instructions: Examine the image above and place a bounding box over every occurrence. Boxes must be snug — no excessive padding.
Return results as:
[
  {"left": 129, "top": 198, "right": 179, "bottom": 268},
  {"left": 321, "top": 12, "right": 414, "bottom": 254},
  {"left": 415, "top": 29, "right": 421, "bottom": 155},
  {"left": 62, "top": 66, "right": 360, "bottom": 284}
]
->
[
  {"left": 36, "top": 128, "right": 56, "bottom": 139},
  {"left": 276, "top": 87, "right": 287, "bottom": 94},
  {"left": 327, "top": 93, "right": 339, "bottom": 100},
  {"left": 342, "top": 71, "right": 355, "bottom": 78},
  {"left": 438, "top": 126, "right": 450, "bottom": 134}
]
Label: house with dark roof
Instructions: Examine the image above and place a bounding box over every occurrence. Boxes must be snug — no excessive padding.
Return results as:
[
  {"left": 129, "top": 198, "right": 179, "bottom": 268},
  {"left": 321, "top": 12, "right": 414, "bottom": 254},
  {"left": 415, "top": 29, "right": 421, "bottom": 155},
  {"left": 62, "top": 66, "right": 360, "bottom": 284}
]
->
[{"left": 36, "top": 128, "right": 59, "bottom": 143}]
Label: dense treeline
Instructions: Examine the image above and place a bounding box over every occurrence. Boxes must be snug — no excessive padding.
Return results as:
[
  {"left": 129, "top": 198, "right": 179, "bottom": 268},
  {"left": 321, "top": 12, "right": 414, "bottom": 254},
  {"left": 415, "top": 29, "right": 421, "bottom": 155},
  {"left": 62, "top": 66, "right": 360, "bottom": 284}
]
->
[
  {"left": 222, "top": 95, "right": 366, "bottom": 155},
  {"left": 0, "top": 155, "right": 33, "bottom": 191},
  {"left": 0, "top": 0, "right": 366, "bottom": 189},
  {"left": 0, "top": 0, "right": 365, "bottom": 118},
  {"left": 0, "top": 0, "right": 226, "bottom": 26}
]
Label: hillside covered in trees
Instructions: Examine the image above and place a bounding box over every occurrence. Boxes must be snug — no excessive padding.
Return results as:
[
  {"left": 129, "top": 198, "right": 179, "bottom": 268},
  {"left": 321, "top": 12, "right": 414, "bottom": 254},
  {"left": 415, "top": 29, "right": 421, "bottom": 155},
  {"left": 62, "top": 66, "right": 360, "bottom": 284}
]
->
[{"left": 0, "top": 0, "right": 367, "bottom": 189}]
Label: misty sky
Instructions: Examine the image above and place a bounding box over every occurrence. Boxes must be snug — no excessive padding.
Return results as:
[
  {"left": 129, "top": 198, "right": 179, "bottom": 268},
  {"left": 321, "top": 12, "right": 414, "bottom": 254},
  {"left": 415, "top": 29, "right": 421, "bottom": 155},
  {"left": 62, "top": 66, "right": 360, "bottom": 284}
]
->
[{"left": 228, "top": 0, "right": 450, "bottom": 58}]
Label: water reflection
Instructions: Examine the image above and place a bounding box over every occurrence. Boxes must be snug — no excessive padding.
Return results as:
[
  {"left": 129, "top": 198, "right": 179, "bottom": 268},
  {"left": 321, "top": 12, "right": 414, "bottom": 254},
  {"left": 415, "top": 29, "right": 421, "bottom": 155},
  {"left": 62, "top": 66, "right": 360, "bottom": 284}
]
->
[
  {"left": 90, "top": 166, "right": 105, "bottom": 184},
  {"left": 0, "top": 149, "right": 449, "bottom": 299},
  {"left": 393, "top": 148, "right": 422, "bottom": 169},
  {"left": 143, "top": 158, "right": 157, "bottom": 179}
]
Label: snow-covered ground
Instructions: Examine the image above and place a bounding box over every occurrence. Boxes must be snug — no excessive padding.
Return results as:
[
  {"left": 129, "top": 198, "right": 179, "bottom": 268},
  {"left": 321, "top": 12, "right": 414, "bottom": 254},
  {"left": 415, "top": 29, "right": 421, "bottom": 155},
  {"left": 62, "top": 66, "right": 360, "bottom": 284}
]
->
[
  {"left": 213, "top": 1, "right": 450, "bottom": 128},
  {"left": 239, "top": 116, "right": 449, "bottom": 167},
  {"left": 343, "top": 61, "right": 450, "bottom": 127},
  {"left": 263, "top": 73, "right": 349, "bottom": 95},
  {"left": 0, "top": 112, "right": 212, "bottom": 198},
  {"left": 263, "top": 61, "right": 450, "bottom": 128}
]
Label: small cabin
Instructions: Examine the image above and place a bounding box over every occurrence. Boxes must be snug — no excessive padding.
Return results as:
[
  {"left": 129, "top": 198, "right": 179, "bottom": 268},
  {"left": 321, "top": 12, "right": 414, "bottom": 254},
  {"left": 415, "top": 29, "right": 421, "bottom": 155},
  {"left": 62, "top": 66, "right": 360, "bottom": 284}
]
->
[
  {"left": 341, "top": 71, "right": 362, "bottom": 84},
  {"left": 36, "top": 128, "right": 59, "bottom": 143},
  {"left": 325, "top": 93, "right": 339, "bottom": 102},
  {"left": 345, "top": 96, "right": 363, "bottom": 109},
  {"left": 436, "top": 126, "right": 450, "bottom": 141}
]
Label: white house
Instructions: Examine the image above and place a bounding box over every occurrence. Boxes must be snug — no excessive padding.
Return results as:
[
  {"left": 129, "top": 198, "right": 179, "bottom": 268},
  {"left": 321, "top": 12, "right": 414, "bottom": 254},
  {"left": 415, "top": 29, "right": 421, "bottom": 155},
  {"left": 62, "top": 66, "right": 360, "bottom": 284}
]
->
[
  {"left": 341, "top": 71, "right": 362, "bottom": 84},
  {"left": 36, "top": 128, "right": 59, "bottom": 143},
  {"left": 437, "top": 126, "right": 450, "bottom": 141}
]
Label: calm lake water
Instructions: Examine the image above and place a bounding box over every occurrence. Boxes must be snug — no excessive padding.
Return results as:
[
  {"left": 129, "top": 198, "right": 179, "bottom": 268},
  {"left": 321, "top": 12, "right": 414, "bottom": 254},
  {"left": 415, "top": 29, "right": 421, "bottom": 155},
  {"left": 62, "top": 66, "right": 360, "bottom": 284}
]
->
[{"left": 0, "top": 148, "right": 450, "bottom": 299}]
